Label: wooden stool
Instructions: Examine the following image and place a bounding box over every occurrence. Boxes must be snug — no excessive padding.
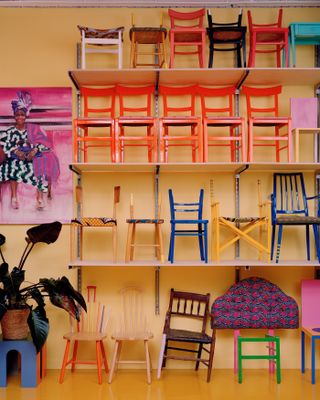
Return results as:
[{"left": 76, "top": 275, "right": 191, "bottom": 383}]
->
[{"left": 238, "top": 335, "right": 281, "bottom": 384}]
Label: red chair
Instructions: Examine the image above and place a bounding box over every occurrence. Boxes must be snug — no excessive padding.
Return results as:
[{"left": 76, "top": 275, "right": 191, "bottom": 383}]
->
[
  {"left": 168, "top": 8, "right": 206, "bottom": 68},
  {"left": 159, "top": 85, "right": 202, "bottom": 163},
  {"left": 247, "top": 9, "right": 289, "bottom": 67},
  {"left": 73, "top": 87, "right": 116, "bottom": 163},
  {"left": 197, "top": 85, "right": 246, "bottom": 162},
  {"left": 115, "top": 85, "right": 157, "bottom": 163},
  {"left": 242, "top": 85, "right": 292, "bottom": 162}
]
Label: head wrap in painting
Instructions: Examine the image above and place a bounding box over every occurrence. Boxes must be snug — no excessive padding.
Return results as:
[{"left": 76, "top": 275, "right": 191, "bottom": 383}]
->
[{"left": 11, "top": 91, "right": 32, "bottom": 116}]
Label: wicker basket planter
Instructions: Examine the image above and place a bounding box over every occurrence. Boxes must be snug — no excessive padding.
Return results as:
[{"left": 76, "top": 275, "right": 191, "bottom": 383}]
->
[{"left": 0, "top": 308, "right": 30, "bottom": 340}]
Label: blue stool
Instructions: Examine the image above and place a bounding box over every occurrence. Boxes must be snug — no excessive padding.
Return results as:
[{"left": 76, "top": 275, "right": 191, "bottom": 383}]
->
[{"left": 0, "top": 338, "right": 42, "bottom": 387}]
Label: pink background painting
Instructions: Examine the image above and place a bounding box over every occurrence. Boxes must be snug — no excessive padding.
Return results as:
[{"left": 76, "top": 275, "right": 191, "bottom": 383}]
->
[{"left": 0, "top": 87, "right": 73, "bottom": 224}]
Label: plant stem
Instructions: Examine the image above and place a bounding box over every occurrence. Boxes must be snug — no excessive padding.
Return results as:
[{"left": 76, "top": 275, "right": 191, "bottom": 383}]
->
[{"left": 18, "top": 243, "right": 35, "bottom": 270}]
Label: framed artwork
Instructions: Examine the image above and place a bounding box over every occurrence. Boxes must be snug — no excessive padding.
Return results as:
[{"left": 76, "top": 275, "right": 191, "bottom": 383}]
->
[{"left": 0, "top": 87, "right": 73, "bottom": 224}]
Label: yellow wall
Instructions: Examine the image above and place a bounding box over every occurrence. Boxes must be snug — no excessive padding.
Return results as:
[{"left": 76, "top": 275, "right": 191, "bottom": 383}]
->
[{"left": 0, "top": 6, "right": 320, "bottom": 370}]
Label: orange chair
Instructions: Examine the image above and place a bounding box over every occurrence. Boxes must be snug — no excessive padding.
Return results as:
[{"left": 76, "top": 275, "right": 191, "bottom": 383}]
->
[
  {"left": 168, "top": 8, "right": 207, "bottom": 68},
  {"left": 197, "top": 85, "right": 246, "bottom": 162},
  {"left": 159, "top": 85, "right": 202, "bottom": 163},
  {"left": 73, "top": 86, "right": 116, "bottom": 163},
  {"left": 247, "top": 9, "right": 289, "bottom": 67},
  {"left": 115, "top": 85, "right": 157, "bottom": 163},
  {"left": 242, "top": 85, "right": 292, "bottom": 163}
]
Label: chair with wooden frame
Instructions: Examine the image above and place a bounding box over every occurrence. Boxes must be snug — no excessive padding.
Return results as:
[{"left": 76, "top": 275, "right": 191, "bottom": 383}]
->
[
  {"left": 197, "top": 85, "right": 246, "bottom": 162},
  {"left": 73, "top": 86, "right": 117, "bottom": 163},
  {"left": 271, "top": 172, "right": 320, "bottom": 263},
  {"left": 115, "top": 85, "right": 157, "bottom": 163},
  {"left": 157, "top": 288, "right": 216, "bottom": 382},
  {"left": 211, "top": 179, "right": 271, "bottom": 262},
  {"left": 159, "top": 85, "right": 202, "bottom": 163},
  {"left": 108, "top": 286, "right": 153, "bottom": 384},
  {"left": 242, "top": 85, "right": 292, "bottom": 163},
  {"left": 247, "top": 9, "right": 289, "bottom": 67},
  {"left": 168, "top": 8, "right": 207, "bottom": 68},
  {"left": 78, "top": 25, "right": 124, "bottom": 69},
  {"left": 125, "top": 193, "right": 164, "bottom": 263},
  {"left": 206, "top": 9, "right": 246, "bottom": 68},
  {"left": 59, "top": 286, "right": 109, "bottom": 385},
  {"left": 70, "top": 185, "right": 120, "bottom": 263},
  {"left": 129, "top": 13, "right": 167, "bottom": 68},
  {"left": 168, "top": 188, "right": 208, "bottom": 263}
]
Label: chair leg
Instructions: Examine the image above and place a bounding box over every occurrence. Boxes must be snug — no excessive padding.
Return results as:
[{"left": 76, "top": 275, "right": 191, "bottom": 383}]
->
[
  {"left": 59, "top": 340, "right": 71, "bottom": 383},
  {"left": 100, "top": 341, "right": 109, "bottom": 373},
  {"left": 208, "top": 44, "right": 214, "bottom": 68},
  {"left": 207, "top": 335, "right": 216, "bottom": 383},
  {"left": 144, "top": 340, "right": 151, "bottom": 384},
  {"left": 271, "top": 225, "right": 276, "bottom": 260},
  {"left": 125, "top": 223, "right": 134, "bottom": 262},
  {"left": 275, "top": 224, "right": 283, "bottom": 263},
  {"left": 168, "top": 225, "right": 175, "bottom": 263},
  {"left": 108, "top": 340, "right": 120, "bottom": 384},
  {"left": 195, "top": 343, "right": 203, "bottom": 370},
  {"left": 312, "top": 224, "right": 320, "bottom": 262},
  {"left": 306, "top": 225, "right": 311, "bottom": 260},
  {"left": 156, "top": 224, "right": 164, "bottom": 263},
  {"left": 71, "top": 340, "right": 78, "bottom": 372},
  {"left": 157, "top": 334, "right": 167, "bottom": 379},
  {"left": 275, "top": 337, "right": 281, "bottom": 384},
  {"left": 96, "top": 340, "right": 103, "bottom": 384}
]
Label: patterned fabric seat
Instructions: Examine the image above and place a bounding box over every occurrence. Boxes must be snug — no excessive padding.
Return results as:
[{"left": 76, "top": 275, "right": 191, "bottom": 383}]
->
[
  {"left": 72, "top": 217, "right": 116, "bottom": 227},
  {"left": 275, "top": 216, "right": 320, "bottom": 225},
  {"left": 78, "top": 25, "right": 124, "bottom": 40},
  {"left": 211, "top": 277, "right": 299, "bottom": 329}
]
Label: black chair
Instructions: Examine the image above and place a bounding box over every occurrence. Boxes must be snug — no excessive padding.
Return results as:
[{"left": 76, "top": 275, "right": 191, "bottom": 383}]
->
[
  {"left": 157, "top": 288, "right": 216, "bottom": 382},
  {"left": 206, "top": 9, "right": 247, "bottom": 68}
]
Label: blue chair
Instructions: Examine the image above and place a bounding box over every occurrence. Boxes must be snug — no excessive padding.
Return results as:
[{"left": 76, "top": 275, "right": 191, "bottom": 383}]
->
[
  {"left": 271, "top": 172, "right": 320, "bottom": 263},
  {"left": 168, "top": 189, "right": 208, "bottom": 263}
]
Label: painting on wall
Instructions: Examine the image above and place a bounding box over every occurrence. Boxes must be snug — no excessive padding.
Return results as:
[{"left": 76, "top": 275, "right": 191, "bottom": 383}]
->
[{"left": 0, "top": 87, "right": 73, "bottom": 224}]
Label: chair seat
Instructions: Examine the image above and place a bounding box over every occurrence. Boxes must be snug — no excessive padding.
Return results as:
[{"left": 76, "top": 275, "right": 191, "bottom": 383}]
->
[
  {"left": 275, "top": 216, "right": 320, "bottom": 225},
  {"left": 211, "top": 29, "right": 245, "bottom": 42},
  {"left": 76, "top": 118, "right": 114, "bottom": 127},
  {"left": 255, "top": 31, "right": 288, "bottom": 43},
  {"left": 118, "top": 116, "right": 155, "bottom": 126},
  {"left": 78, "top": 25, "right": 124, "bottom": 39},
  {"left": 172, "top": 29, "right": 206, "bottom": 43},
  {"left": 167, "top": 328, "right": 212, "bottom": 344},
  {"left": 129, "top": 27, "right": 167, "bottom": 42},
  {"left": 126, "top": 218, "right": 164, "bottom": 224},
  {"left": 63, "top": 331, "right": 108, "bottom": 341},
  {"left": 223, "top": 216, "right": 264, "bottom": 223},
  {"left": 111, "top": 331, "right": 153, "bottom": 341},
  {"left": 72, "top": 217, "right": 116, "bottom": 227}
]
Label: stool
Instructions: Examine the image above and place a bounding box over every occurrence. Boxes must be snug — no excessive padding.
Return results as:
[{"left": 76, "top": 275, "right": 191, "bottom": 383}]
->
[
  {"left": 238, "top": 335, "right": 281, "bottom": 384},
  {"left": 0, "top": 338, "right": 46, "bottom": 387}
]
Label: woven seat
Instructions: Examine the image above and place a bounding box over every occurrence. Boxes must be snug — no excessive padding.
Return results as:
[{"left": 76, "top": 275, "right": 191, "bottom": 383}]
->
[
  {"left": 276, "top": 216, "right": 320, "bottom": 225},
  {"left": 72, "top": 217, "right": 117, "bottom": 227},
  {"left": 223, "top": 216, "right": 265, "bottom": 223},
  {"left": 78, "top": 25, "right": 124, "bottom": 39}
]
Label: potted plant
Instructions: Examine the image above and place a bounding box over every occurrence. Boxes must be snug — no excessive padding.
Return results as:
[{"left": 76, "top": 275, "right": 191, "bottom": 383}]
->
[{"left": 0, "top": 221, "right": 86, "bottom": 352}]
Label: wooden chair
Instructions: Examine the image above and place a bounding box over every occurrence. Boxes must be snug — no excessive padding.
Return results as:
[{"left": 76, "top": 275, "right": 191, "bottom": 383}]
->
[
  {"left": 159, "top": 85, "right": 202, "bottom": 163},
  {"left": 116, "top": 85, "right": 157, "bottom": 163},
  {"left": 211, "top": 180, "right": 271, "bottom": 262},
  {"left": 242, "top": 85, "right": 292, "bottom": 163},
  {"left": 157, "top": 288, "right": 216, "bottom": 382},
  {"left": 247, "top": 9, "right": 289, "bottom": 67},
  {"left": 206, "top": 9, "right": 246, "bottom": 68},
  {"left": 78, "top": 25, "right": 124, "bottom": 69},
  {"left": 70, "top": 185, "right": 120, "bottom": 263},
  {"left": 125, "top": 193, "right": 164, "bottom": 263},
  {"left": 168, "top": 189, "right": 208, "bottom": 263},
  {"left": 271, "top": 173, "right": 320, "bottom": 263},
  {"left": 59, "top": 286, "right": 109, "bottom": 384},
  {"left": 129, "top": 14, "right": 167, "bottom": 68},
  {"left": 108, "top": 287, "right": 153, "bottom": 384},
  {"left": 168, "top": 8, "right": 206, "bottom": 68},
  {"left": 301, "top": 280, "right": 320, "bottom": 384},
  {"left": 73, "top": 86, "right": 117, "bottom": 163},
  {"left": 197, "top": 85, "right": 246, "bottom": 162}
]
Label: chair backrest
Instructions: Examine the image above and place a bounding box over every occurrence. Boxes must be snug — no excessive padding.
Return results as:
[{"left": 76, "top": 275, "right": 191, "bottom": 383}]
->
[
  {"left": 197, "top": 85, "right": 236, "bottom": 118},
  {"left": 80, "top": 86, "right": 116, "bottom": 118},
  {"left": 207, "top": 9, "right": 242, "bottom": 29},
  {"left": 165, "top": 288, "right": 210, "bottom": 334},
  {"left": 272, "top": 173, "right": 309, "bottom": 219},
  {"left": 159, "top": 85, "right": 198, "bottom": 117},
  {"left": 242, "top": 85, "right": 282, "bottom": 118},
  {"left": 168, "top": 8, "right": 205, "bottom": 29},
  {"left": 169, "top": 189, "right": 204, "bottom": 221},
  {"left": 247, "top": 8, "right": 283, "bottom": 31},
  {"left": 129, "top": 192, "right": 161, "bottom": 219},
  {"left": 301, "top": 280, "right": 320, "bottom": 327},
  {"left": 116, "top": 85, "right": 155, "bottom": 117},
  {"left": 117, "top": 286, "right": 149, "bottom": 337},
  {"left": 76, "top": 285, "right": 109, "bottom": 334}
]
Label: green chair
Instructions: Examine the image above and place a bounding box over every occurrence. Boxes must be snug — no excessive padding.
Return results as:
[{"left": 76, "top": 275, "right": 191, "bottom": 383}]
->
[{"left": 238, "top": 335, "right": 281, "bottom": 384}]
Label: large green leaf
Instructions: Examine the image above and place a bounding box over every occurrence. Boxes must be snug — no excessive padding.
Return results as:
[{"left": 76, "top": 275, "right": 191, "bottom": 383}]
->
[
  {"left": 27, "top": 306, "right": 49, "bottom": 353},
  {"left": 26, "top": 221, "right": 62, "bottom": 245}
]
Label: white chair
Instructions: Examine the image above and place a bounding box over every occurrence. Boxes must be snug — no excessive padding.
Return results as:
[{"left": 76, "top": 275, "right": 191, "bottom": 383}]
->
[{"left": 78, "top": 25, "right": 124, "bottom": 69}]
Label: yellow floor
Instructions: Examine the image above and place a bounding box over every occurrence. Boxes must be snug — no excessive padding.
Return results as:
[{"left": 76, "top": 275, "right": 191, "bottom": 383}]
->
[{"left": 0, "top": 369, "right": 319, "bottom": 400}]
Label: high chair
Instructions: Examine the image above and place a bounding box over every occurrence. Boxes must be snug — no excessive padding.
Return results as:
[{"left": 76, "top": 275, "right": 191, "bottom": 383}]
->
[
  {"left": 116, "top": 85, "right": 157, "bottom": 162},
  {"left": 197, "top": 85, "right": 246, "bottom": 162},
  {"left": 159, "top": 85, "right": 202, "bottom": 163},
  {"left": 168, "top": 8, "right": 206, "bottom": 68},
  {"left": 73, "top": 86, "right": 117, "bottom": 163},
  {"left": 242, "top": 85, "right": 292, "bottom": 162},
  {"left": 125, "top": 193, "right": 164, "bottom": 263},
  {"left": 59, "top": 286, "right": 109, "bottom": 384},
  {"left": 70, "top": 185, "right": 120, "bottom": 263}
]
